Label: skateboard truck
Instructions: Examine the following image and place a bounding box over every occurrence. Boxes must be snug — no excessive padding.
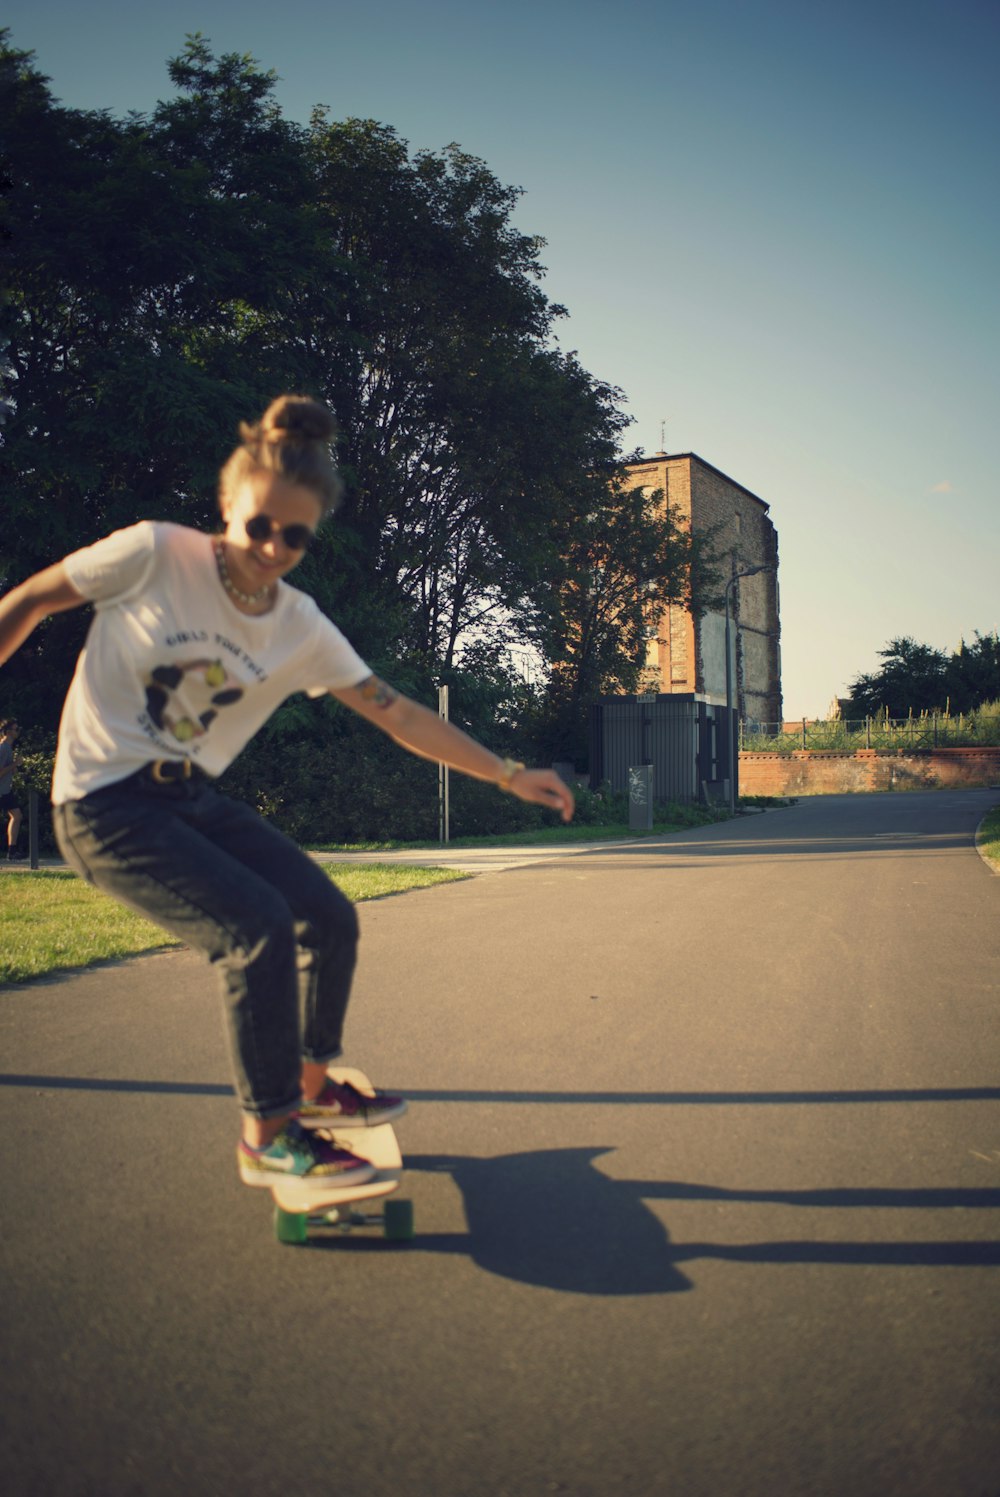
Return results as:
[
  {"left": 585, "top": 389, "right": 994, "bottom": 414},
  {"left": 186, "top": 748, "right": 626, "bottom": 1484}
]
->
[
  {"left": 269, "top": 1067, "right": 414, "bottom": 1247},
  {"left": 275, "top": 1196, "right": 415, "bottom": 1245}
]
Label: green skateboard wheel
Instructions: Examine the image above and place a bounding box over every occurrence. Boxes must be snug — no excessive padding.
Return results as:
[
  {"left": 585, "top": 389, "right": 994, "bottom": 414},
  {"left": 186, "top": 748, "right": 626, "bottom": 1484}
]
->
[{"left": 274, "top": 1206, "right": 309, "bottom": 1245}]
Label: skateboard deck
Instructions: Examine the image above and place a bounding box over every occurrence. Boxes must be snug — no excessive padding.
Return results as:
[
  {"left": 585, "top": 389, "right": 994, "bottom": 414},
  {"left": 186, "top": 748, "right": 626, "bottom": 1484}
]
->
[{"left": 270, "top": 1067, "right": 413, "bottom": 1245}]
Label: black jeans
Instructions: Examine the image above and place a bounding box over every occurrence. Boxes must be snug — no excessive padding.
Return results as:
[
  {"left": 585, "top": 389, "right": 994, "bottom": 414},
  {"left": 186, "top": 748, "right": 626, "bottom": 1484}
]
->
[{"left": 54, "top": 773, "right": 359, "bottom": 1119}]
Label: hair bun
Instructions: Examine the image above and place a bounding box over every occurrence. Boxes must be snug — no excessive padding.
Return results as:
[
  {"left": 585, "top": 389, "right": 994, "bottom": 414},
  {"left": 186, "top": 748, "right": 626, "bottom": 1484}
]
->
[
  {"left": 253, "top": 395, "right": 338, "bottom": 445},
  {"left": 224, "top": 392, "right": 344, "bottom": 517}
]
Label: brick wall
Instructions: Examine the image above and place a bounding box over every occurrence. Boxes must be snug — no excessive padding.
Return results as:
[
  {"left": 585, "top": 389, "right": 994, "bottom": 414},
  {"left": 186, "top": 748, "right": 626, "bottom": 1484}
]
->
[
  {"left": 624, "top": 456, "right": 697, "bottom": 693},
  {"left": 739, "top": 748, "right": 1000, "bottom": 796},
  {"left": 623, "top": 454, "right": 782, "bottom": 721}
]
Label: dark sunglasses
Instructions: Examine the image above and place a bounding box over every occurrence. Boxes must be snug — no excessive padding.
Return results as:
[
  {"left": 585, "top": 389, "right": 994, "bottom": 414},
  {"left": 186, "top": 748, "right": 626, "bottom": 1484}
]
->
[{"left": 244, "top": 514, "right": 315, "bottom": 552}]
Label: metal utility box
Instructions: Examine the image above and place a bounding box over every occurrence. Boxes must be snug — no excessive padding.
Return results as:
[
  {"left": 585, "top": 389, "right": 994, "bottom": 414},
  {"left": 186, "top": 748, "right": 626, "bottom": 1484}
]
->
[
  {"left": 588, "top": 693, "right": 736, "bottom": 805},
  {"left": 627, "top": 764, "right": 654, "bottom": 831}
]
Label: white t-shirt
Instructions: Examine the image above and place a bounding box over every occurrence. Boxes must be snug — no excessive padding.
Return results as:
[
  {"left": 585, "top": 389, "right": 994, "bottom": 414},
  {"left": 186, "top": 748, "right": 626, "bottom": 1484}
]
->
[{"left": 52, "top": 521, "right": 371, "bottom": 804}]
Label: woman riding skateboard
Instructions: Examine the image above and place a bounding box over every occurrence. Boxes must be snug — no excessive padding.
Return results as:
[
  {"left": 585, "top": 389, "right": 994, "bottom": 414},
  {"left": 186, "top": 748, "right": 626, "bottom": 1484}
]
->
[{"left": 0, "top": 394, "right": 574, "bottom": 1193}]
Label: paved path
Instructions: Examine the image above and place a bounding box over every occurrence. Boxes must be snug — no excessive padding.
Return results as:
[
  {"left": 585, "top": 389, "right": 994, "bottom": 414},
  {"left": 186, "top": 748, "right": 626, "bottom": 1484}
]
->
[
  {"left": 4, "top": 831, "right": 734, "bottom": 877},
  {"left": 313, "top": 834, "right": 652, "bottom": 874},
  {"left": 2, "top": 790, "right": 998, "bottom": 1497}
]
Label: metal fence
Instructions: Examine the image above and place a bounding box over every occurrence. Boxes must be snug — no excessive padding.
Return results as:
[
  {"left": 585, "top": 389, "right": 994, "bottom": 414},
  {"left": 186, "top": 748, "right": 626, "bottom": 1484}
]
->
[
  {"left": 740, "top": 712, "right": 1000, "bottom": 753},
  {"left": 589, "top": 694, "right": 737, "bottom": 804}
]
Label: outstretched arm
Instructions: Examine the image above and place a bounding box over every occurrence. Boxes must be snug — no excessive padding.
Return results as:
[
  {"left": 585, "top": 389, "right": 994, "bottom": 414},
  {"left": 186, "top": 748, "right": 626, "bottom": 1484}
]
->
[
  {"left": 330, "top": 675, "right": 575, "bottom": 822},
  {"left": 0, "top": 563, "right": 87, "bottom": 667}
]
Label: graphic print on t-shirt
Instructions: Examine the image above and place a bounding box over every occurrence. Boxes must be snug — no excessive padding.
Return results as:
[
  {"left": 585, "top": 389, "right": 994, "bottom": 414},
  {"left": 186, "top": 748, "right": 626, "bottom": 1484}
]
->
[{"left": 144, "top": 657, "right": 245, "bottom": 745}]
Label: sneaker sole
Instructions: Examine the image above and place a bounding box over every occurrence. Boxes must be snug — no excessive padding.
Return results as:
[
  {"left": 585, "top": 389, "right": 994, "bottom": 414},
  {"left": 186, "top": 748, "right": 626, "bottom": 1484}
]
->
[
  {"left": 236, "top": 1155, "right": 377, "bottom": 1191},
  {"left": 238, "top": 1158, "right": 377, "bottom": 1191},
  {"left": 298, "top": 1099, "right": 408, "bottom": 1130}
]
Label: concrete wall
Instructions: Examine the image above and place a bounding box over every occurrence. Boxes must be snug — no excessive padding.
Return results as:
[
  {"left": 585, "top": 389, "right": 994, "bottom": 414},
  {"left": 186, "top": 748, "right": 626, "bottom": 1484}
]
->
[
  {"left": 739, "top": 748, "right": 1000, "bottom": 796},
  {"left": 699, "top": 610, "right": 730, "bottom": 702}
]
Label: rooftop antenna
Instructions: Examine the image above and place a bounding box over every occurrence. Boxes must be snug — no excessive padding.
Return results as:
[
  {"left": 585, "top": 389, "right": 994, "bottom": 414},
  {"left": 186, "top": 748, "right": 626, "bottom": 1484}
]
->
[{"left": 656, "top": 420, "right": 667, "bottom": 457}]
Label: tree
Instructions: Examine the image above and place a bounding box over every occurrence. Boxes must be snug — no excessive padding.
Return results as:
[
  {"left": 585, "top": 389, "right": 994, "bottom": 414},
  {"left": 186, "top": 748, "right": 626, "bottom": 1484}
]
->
[
  {"left": 0, "top": 35, "right": 358, "bottom": 723},
  {"left": 944, "top": 632, "right": 1000, "bottom": 714},
  {"left": 845, "top": 633, "right": 1000, "bottom": 719},
  {"left": 0, "top": 33, "right": 641, "bottom": 771},
  {"left": 531, "top": 478, "right": 722, "bottom": 764},
  {"left": 307, "top": 115, "right": 631, "bottom": 669},
  {"left": 1, "top": 36, "right": 320, "bottom": 565},
  {"left": 846, "top": 637, "right": 950, "bottom": 718}
]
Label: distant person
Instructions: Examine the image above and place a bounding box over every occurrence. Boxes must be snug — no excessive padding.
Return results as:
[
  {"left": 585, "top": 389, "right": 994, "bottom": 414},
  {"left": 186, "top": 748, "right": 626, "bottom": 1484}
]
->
[
  {"left": 0, "top": 395, "right": 574, "bottom": 1192},
  {"left": 0, "top": 718, "right": 25, "bottom": 861}
]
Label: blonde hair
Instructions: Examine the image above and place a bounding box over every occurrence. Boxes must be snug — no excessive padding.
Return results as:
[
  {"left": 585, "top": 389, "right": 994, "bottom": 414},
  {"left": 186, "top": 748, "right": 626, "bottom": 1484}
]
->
[{"left": 219, "top": 395, "right": 344, "bottom": 517}]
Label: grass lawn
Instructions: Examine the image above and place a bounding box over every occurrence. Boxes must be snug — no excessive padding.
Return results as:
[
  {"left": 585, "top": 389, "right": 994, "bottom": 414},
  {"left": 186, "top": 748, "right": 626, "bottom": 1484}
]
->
[
  {"left": 309, "top": 810, "right": 737, "bottom": 854},
  {"left": 0, "top": 863, "right": 467, "bottom": 986},
  {"left": 976, "top": 802, "right": 1000, "bottom": 872}
]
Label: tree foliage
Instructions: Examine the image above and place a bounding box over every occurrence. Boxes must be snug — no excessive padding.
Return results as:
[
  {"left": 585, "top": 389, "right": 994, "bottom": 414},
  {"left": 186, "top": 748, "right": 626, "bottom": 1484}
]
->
[
  {"left": 306, "top": 113, "right": 633, "bottom": 669},
  {"left": 846, "top": 633, "right": 1000, "bottom": 718},
  {"left": 0, "top": 30, "right": 698, "bottom": 775},
  {"left": 535, "top": 478, "right": 723, "bottom": 762}
]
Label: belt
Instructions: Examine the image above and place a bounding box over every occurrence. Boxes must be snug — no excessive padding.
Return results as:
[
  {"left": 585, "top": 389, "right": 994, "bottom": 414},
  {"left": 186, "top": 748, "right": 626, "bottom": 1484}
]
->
[{"left": 144, "top": 759, "right": 201, "bottom": 785}]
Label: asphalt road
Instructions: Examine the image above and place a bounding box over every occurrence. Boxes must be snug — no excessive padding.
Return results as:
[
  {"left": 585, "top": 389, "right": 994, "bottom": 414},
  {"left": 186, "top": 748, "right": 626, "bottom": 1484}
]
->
[{"left": 2, "top": 790, "right": 999, "bottom": 1497}]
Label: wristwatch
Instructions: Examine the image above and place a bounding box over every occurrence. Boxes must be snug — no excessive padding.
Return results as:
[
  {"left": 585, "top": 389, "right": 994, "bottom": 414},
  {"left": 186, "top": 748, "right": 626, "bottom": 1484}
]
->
[{"left": 497, "top": 757, "right": 525, "bottom": 792}]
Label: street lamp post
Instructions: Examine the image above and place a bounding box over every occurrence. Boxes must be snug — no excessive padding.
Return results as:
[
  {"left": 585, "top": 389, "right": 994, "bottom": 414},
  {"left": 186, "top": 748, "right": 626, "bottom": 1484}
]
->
[{"left": 724, "top": 563, "right": 774, "bottom": 814}]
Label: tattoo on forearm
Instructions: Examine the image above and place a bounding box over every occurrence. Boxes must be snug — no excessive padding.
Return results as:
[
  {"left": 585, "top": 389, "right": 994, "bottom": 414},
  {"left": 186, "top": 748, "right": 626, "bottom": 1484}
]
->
[{"left": 359, "top": 675, "right": 399, "bottom": 710}]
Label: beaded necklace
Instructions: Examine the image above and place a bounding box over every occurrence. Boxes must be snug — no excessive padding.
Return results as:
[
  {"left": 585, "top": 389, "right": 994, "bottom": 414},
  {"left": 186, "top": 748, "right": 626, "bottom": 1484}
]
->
[{"left": 213, "top": 538, "right": 273, "bottom": 608}]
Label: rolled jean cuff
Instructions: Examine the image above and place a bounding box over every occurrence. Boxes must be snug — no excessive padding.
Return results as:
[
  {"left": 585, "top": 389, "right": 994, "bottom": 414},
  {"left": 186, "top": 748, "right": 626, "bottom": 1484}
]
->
[
  {"left": 302, "top": 1044, "right": 344, "bottom": 1068},
  {"left": 241, "top": 1090, "right": 304, "bottom": 1122}
]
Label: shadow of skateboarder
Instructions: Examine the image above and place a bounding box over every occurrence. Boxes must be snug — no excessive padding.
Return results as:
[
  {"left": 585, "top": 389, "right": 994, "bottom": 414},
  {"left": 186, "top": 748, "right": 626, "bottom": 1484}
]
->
[
  {"left": 383, "top": 1150, "right": 1000, "bottom": 1297},
  {"left": 407, "top": 1148, "right": 693, "bottom": 1294}
]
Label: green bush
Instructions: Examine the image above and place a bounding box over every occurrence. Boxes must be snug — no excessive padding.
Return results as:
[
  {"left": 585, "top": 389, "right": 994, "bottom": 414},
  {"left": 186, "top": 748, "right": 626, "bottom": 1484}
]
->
[
  {"left": 4, "top": 707, "right": 574, "bottom": 849},
  {"left": 215, "top": 695, "right": 576, "bottom": 842},
  {"left": 8, "top": 702, "right": 729, "bottom": 852},
  {"left": 742, "top": 705, "right": 1000, "bottom": 754}
]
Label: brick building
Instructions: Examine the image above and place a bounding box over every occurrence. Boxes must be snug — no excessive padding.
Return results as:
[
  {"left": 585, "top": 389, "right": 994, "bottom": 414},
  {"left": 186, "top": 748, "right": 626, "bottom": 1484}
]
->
[{"left": 624, "top": 451, "right": 782, "bottom": 724}]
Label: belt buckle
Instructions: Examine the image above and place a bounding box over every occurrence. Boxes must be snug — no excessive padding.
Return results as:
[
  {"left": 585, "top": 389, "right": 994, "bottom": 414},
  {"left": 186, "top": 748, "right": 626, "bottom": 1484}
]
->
[{"left": 150, "top": 759, "right": 191, "bottom": 784}]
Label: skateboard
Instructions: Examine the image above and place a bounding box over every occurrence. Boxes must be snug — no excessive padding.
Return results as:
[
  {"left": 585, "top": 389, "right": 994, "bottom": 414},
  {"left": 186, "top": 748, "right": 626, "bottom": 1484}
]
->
[{"left": 269, "top": 1067, "right": 414, "bottom": 1246}]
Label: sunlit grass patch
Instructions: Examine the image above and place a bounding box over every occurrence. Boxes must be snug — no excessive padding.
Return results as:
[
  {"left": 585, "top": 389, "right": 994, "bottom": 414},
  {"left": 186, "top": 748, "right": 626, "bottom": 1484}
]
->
[
  {"left": 1, "top": 870, "right": 173, "bottom": 984},
  {"left": 323, "top": 862, "right": 466, "bottom": 900},
  {"left": 310, "top": 807, "right": 732, "bottom": 854},
  {"left": 0, "top": 863, "right": 466, "bottom": 985},
  {"left": 976, "top": 803, "right": 1000, "bottom": 872},
  {"left": 311, "top": 825, "right": 641, "bottom": 851}
]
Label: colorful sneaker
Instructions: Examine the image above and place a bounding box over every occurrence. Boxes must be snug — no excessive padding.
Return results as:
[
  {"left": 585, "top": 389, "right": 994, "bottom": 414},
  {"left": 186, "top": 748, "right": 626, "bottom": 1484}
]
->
[
  {"left": 298, "top": 1076, "right": 408, "bottom": 1130},
  {"left": 238, "top": 1118, "right": 376, "bottom": 1191}
]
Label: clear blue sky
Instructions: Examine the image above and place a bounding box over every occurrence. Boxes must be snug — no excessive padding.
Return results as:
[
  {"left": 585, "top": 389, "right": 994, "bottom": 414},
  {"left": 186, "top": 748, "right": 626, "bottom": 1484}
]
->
[{"left": 6, "top": 0, "right": 998, "bottom": 717}]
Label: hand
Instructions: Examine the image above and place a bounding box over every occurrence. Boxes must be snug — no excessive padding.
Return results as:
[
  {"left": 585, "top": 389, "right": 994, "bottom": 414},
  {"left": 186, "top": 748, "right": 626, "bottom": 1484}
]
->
[{"left": 509, "top": 768, "right": 575, "bottom": 823}]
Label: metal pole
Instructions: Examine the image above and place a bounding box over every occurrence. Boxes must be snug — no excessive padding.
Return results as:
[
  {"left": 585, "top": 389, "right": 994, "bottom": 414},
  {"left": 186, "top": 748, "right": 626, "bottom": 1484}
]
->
[
  {"left": 724, "top": 582, "right": 735, "bottom": 814},
  {"left": 438, "top": 685, "right": 450, "bottom": 845}
]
